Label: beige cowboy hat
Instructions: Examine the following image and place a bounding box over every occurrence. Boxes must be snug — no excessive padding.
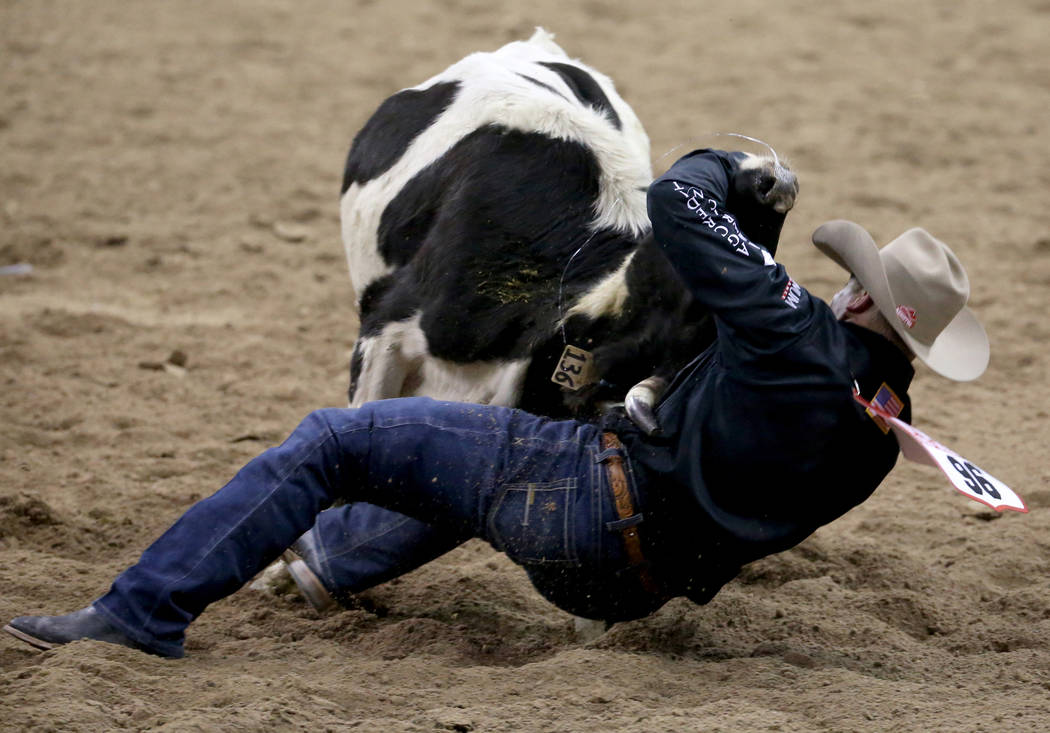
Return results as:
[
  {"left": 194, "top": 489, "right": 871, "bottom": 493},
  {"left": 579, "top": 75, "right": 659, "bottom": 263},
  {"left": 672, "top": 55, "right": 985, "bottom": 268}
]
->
[{"left": 812, "top": 220, "right": 989, "bottom": 381}]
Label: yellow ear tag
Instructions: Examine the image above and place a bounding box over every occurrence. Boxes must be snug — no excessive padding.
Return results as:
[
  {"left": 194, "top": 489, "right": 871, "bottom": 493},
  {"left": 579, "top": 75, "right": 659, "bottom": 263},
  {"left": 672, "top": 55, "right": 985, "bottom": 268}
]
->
[{"left": 550, "top": 344, "right": 597, "bottom": 391}]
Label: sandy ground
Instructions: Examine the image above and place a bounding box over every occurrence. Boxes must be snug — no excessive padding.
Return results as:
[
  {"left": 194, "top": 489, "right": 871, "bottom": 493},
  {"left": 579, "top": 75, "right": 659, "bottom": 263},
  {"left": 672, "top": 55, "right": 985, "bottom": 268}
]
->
[{"left": 2, "top": 1, "right": 1049, "bottom": 730}]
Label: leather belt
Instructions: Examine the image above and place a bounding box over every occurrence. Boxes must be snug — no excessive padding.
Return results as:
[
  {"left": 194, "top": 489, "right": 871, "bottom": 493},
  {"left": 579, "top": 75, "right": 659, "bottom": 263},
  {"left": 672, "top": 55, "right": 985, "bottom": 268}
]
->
[{"left": 600, "top": 432, "right": 662, "bottom": 596}]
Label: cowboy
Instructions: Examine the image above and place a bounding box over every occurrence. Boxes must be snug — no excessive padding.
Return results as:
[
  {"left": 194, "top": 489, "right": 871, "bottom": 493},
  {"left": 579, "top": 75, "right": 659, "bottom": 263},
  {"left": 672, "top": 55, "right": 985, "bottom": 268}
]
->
[{"left": 3, "top": 149, "right": 988, "bottom": 658}]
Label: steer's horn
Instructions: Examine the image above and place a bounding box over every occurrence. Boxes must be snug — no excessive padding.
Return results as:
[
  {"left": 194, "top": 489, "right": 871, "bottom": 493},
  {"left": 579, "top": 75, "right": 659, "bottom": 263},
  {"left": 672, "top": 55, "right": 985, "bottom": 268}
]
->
[{"left": 624, "top": 376, "right": 668, "bottom": 436}]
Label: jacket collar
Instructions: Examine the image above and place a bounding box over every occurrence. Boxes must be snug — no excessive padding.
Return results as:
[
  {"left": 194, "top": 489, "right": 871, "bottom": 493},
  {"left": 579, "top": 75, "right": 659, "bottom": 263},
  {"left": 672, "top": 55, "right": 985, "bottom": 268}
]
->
[{"left": 842, "top": 322, "right": 915, "bottom": 411}]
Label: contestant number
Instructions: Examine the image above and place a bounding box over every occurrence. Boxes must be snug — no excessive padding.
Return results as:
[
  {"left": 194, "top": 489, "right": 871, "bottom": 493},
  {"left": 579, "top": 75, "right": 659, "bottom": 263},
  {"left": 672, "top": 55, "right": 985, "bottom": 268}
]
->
[
  {"left": 551, "top": 345, "right": 596, "bottom": 391},
  {"left": 946, "top": 456, "right": 1001, "bottom": 501}
]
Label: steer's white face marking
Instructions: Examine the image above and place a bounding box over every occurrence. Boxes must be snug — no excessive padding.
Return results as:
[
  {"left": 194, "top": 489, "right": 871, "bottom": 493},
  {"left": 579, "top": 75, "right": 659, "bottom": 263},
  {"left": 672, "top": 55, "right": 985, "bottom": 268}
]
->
[
  {"left": 563, "top": 251, "right": 636, "bottom": 323},
  {"left": 341, "top": 28, "right": 652, "bottom": 304}
]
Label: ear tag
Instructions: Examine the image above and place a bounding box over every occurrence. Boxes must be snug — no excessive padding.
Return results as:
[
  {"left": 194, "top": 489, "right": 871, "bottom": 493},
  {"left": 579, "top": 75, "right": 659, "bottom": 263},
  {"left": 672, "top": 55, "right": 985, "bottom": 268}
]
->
[{"left": 551, "top": 344, "right": 597, "bottom": 392}]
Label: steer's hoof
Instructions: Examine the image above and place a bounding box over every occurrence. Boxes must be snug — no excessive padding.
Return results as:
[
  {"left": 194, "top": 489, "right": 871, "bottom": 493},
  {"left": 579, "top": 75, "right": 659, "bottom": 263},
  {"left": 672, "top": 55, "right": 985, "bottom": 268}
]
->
[
  {"left": 573, "top": 616, "right": 611, "bottom": 643},
  {"left": 249, "top": 559, "right": 299, "bottom": 596}
]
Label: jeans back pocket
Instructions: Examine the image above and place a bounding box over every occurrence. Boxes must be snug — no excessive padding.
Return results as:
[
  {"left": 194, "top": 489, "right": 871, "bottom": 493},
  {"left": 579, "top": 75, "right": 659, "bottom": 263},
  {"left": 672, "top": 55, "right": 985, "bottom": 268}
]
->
[{"left": 487, "top": 478, "right": 578, "bottom": 565}]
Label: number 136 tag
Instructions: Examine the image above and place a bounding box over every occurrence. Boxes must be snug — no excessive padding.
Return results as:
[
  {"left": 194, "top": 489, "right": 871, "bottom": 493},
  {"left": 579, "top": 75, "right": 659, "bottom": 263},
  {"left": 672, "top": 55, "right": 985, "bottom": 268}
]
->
[
  {"left": 855, "top": 393, "right": 1027, "bottom": 513},
  {"left": 551, "top": 344, "right": 597, "bottom": 392}
]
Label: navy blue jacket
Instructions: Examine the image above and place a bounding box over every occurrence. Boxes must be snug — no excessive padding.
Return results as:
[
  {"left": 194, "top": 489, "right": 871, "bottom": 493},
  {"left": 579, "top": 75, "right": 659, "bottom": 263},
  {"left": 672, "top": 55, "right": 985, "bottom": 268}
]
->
[{"left": 619, "top": 150, "right": 914, "bottom": 605}]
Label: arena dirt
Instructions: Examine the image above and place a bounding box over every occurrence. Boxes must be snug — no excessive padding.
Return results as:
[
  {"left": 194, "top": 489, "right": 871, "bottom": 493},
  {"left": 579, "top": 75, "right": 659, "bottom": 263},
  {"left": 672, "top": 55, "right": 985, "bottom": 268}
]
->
[{"left": 2, "top": 1, "right": 1049, "bottom": 730}]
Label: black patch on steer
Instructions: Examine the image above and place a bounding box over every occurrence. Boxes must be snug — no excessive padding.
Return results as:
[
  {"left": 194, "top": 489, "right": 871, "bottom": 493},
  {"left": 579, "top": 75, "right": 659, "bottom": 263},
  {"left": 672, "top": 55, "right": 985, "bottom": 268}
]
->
[
  {"left": 341, "top": 81, "right": 460, "bottom": 193},
  {"left": 538, "top": 62, "right": 622, "bottom": 130},
  {"left": 361, "top": 124, "right": 637, "bottom": 377},
  {"left": 358, "top": 274, "right": 414, "bottom": 336}
]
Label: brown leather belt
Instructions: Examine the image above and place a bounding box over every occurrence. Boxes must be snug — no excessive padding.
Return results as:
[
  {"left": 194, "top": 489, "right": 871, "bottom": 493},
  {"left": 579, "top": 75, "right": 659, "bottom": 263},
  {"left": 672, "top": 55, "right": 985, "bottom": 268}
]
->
[{"left": 600, "top": 432, "right": 662, "bottom": 596}]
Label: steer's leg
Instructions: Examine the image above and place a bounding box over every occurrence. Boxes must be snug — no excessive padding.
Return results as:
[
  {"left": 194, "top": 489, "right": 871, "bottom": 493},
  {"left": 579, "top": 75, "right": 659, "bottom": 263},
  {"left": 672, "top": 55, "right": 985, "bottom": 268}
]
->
[
  {"left": 256, "top": 318, "right": 424, "bottom": 606},
  {"left": 348, "top": 315, "right": 427, "bottom": 405},
  {"left": 348, "top": 336, "right": 412, "bottom": 405}
]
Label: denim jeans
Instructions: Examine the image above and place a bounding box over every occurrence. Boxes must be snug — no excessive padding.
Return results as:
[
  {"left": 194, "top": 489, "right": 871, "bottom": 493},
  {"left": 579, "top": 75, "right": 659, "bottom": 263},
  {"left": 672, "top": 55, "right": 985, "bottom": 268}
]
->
[
  {"left": 300, "top": 503, "right": 462, "bottom": 594},
  {"left": 93, "top": 398, "right": 658, "bottom": 658}
]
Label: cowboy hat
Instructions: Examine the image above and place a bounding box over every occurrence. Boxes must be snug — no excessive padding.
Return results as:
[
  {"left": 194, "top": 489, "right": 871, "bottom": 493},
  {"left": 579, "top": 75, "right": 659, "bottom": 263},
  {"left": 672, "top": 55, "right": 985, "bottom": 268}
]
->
[{"left": 812, "top": 220, "right": 989, "bottom": 381}]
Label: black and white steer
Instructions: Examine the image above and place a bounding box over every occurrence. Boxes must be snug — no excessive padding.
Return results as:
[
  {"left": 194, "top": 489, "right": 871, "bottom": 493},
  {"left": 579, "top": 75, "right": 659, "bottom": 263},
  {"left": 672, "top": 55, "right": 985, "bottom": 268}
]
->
[{"left": 340, "top": 28, "right": 796, "bottom": 424}]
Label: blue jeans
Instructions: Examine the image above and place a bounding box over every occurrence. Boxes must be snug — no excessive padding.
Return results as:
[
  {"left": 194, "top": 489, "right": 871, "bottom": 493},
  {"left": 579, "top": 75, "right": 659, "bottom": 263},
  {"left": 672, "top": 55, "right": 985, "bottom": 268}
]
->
[
  {"left": 92, "top": 398, "right": 662, "bottom": 658},
  {"left": 297, "top": 503, "right": 465, "bottom": 597}
]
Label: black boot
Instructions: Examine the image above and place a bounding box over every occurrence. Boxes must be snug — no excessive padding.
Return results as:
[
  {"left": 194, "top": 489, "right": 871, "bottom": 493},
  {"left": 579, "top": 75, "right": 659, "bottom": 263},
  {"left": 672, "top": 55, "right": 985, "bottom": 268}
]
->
[{"left": 3, "top": 606, "right": 181, "bottom": 658}]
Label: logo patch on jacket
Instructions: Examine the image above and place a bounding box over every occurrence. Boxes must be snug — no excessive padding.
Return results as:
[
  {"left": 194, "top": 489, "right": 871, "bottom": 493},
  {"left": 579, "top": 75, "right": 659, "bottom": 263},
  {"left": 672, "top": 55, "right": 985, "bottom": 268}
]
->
[
  {"left": 670, "top": 181, "right": 754, "bottom": 259},
  {"left": 865, "top": 382, "right": 904, "bottom": 433},
  {"left": 781, "top": 279, "right": 802, "bottom": 309},
  {"left": 896, "top": 305, "right": 917, "bottom": 329}
]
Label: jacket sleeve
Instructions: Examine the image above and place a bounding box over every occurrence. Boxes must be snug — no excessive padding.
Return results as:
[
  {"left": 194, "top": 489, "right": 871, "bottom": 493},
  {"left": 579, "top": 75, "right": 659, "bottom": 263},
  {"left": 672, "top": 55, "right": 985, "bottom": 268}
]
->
[{"left": 647, "top": 149, "right": 819, "bottom": 361}]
